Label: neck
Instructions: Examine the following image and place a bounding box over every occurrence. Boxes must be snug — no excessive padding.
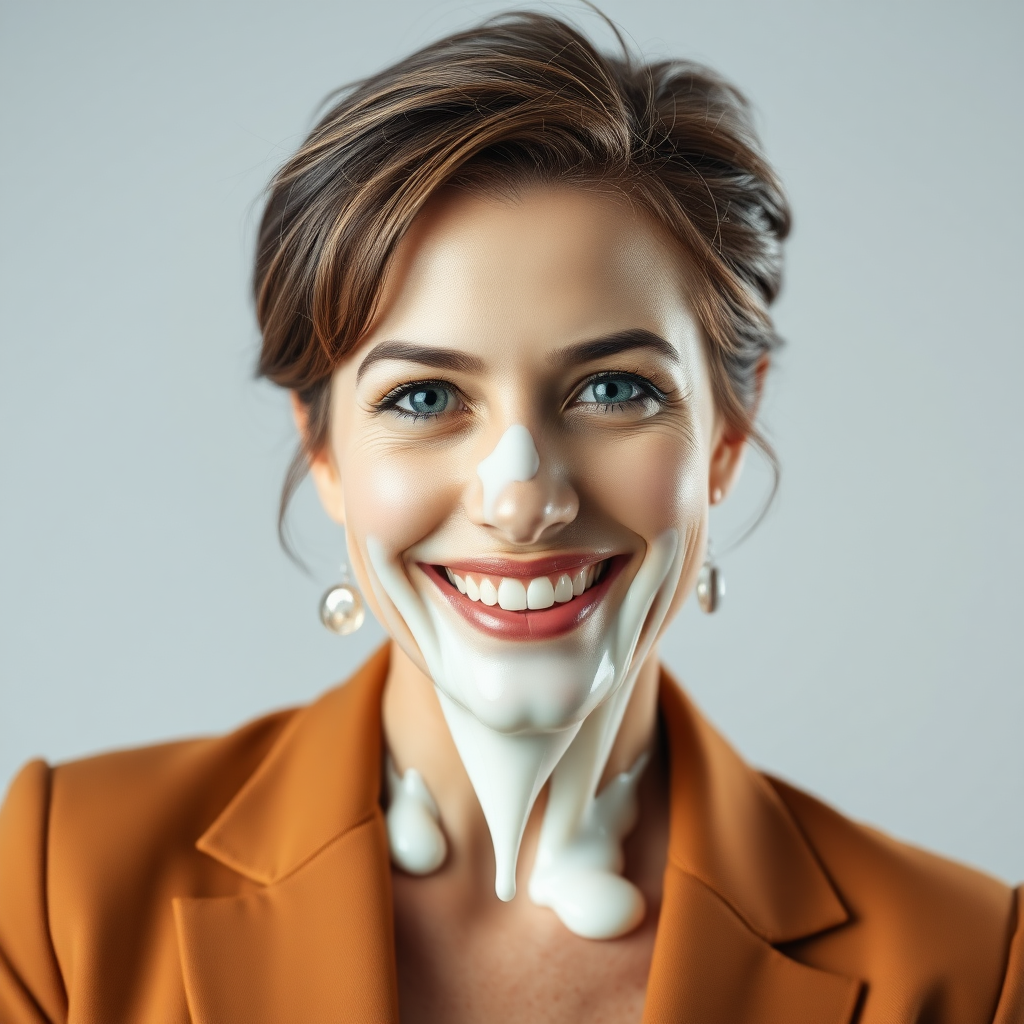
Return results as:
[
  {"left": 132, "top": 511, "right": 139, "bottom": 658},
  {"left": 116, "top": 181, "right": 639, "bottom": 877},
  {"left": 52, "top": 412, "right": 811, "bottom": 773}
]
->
[{"left": 381, "top": 639, "right": 662, "bottom": 896}]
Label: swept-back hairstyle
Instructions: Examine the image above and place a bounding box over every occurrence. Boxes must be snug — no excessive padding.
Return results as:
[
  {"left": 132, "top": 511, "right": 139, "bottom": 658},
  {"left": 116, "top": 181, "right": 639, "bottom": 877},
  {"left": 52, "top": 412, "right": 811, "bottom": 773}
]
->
[{"left": 254, "top": 11, "right": 791, "bottom": 530}]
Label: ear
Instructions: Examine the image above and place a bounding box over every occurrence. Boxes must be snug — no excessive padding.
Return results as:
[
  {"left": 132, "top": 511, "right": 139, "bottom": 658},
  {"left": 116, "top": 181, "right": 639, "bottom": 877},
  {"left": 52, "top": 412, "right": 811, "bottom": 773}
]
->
[
  {"left": 290, "top": 392, "right": 346, "bottom": 525},
  {"left": 708, "top": 358, "right": 767, "bottom": 505},
  {"left": 708, "top": 421, "right": 747, "bottom": 505}
]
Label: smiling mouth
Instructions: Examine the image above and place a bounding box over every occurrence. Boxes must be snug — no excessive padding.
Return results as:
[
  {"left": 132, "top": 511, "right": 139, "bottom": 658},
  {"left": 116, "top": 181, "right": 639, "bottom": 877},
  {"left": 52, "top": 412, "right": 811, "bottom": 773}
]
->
[{"left": 421, "top": 555, "right": 624, "bottom": 641}]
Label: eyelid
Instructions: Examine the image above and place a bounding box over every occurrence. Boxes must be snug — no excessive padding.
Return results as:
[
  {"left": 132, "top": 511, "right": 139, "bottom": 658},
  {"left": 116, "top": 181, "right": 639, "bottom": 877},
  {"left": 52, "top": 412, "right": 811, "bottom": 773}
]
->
[
  {"left": 568, "top": 369, "right": 670, "bottom": 407},
  {"left": 371, "top": 370, "right": 672, "bottom": 419},
  {"left": 373, "top": 378, "right": 467, "bottom": 412}
]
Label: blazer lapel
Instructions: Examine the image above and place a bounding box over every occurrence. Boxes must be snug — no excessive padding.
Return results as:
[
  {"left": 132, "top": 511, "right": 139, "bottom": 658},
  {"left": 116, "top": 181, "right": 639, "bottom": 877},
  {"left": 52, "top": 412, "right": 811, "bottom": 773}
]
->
[
  {"left": 172, "top": 650, "right": 860, "bottom": 1023},
  {"left": 173, "top": 645, "right": 400, "bottom": 1024},
  {"left": 174, "top": 814, "right": 396, "bottom": 1024},
  {"left": 644, "top": 866, "right": 861, "bottom": 1024},
  {"left": 644, "top": 672, "right": 862, "bottom": 1024}
]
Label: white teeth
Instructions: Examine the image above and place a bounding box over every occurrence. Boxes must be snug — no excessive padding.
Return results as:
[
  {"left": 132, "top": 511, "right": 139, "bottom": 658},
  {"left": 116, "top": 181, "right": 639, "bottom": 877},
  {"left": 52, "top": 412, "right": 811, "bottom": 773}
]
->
[
  {"left": 444, "top": 559, "right": 608, "bottom": 609},
  {"left": 553, "top": 574, "right": 574, "bottom": 603},
  {"left": 497, "top": 578, "right": 528, "bottom": 611},
  {"left": 526, "top": 576, "right": 555, "bottom": 609}
]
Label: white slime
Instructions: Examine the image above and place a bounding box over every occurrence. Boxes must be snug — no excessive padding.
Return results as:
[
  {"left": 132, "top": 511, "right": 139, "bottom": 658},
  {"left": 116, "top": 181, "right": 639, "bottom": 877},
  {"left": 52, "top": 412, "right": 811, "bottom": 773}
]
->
[
  {"left": 385, "top": 755, "right": 447, "bottom": 875},
  {"left": 476, "top": 424, "right": 540, "bottom": 521},
  {"left": 530, "top": 748, "right": 650, "bottom": 939},
  {"left": 367, "top": 425, "right": 681, "bottom": 939}
]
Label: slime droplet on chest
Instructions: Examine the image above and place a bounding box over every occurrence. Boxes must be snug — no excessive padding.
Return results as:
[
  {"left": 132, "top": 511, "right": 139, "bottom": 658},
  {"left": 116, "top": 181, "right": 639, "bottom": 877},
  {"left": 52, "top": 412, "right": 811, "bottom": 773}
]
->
[
  {"left": 529, "top": 749, "right": 650, "bottom": 939},
  {"left": 385, "top": 755, "right": 447, "bottom": 875}
]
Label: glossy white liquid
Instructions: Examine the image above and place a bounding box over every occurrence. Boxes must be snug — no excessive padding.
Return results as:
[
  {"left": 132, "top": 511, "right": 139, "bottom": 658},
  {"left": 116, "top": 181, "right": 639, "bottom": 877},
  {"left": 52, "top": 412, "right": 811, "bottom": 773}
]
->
[
  {"left": 366, "top": 420, "right": 680, "bottom": 938},
  {"left": 368, "top": 528, "right": 679, "bottom": 932},
  {"left": 529, "top": 749, "right": 650, "bottom": 939},
  {"left": 385, "top": 755, "right": 447, "bottom": 875},
  {"left": 476, "top": 423, "right": 540, "bottom": 521}
]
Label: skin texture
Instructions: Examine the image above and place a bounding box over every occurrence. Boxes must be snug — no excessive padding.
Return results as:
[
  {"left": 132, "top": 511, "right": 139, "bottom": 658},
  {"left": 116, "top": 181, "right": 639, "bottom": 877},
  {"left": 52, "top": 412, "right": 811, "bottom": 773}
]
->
[{"left": 299, "top": 185, "right": 749, "bottom": 1023}]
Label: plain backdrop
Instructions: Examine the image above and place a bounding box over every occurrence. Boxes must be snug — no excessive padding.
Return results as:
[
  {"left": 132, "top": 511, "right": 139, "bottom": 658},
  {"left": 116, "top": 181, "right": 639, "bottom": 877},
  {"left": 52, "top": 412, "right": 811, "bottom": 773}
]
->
[{"left": 1, "top": 0, "right": 1021, "bottom": 882}]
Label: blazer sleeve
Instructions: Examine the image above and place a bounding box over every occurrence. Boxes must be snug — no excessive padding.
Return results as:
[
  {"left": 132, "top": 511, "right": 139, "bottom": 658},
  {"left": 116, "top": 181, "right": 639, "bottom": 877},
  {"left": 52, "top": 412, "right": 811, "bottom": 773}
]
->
[
  {"left": 0, "top": 761, "right": 67, "bottom": 1024},
  {"left": 993, "top": 885, "right": 1024, "bottom": 1024}
]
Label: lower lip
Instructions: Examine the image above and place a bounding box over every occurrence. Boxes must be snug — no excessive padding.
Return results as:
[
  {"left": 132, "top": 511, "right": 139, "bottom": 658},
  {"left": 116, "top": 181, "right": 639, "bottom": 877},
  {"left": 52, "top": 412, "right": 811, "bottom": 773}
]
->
[{"left": 421, "top": 558, "right": 625, "bottom": 641}]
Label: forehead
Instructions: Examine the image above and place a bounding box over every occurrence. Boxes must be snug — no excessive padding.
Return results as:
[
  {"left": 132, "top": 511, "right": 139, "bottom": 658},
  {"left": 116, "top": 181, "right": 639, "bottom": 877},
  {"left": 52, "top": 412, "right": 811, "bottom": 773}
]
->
[{"left": 366, "top": 184, "right": 698, "bottom": 356}]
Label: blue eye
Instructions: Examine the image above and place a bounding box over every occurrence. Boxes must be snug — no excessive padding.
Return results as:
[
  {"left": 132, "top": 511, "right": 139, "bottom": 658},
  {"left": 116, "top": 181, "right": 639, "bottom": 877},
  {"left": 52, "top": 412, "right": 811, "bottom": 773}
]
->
[
  {"left": 572, "top": 372, "right": 667, "bottom": 419},
  {"left": 393, "top": 383, "right": 452, "bottom": 418},
  {"left": 577, "top": 376, "right": 643, "bottom": 405}
]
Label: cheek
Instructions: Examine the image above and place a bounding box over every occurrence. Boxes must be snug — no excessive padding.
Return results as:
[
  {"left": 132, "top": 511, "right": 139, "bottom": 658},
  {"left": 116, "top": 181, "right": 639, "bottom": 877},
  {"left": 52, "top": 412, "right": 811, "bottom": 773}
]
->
[
  {"left": 575, "top": 428, "right": 706, "bottom": 539},
  {"left": 574, "top": 428, "right": 708, "bottom": 632},
  {"left": 335, "top": 438, "right": 465, "bottom": 651},
  {"left": 340, "top": 440, "right": 463, "bottom": 556}
]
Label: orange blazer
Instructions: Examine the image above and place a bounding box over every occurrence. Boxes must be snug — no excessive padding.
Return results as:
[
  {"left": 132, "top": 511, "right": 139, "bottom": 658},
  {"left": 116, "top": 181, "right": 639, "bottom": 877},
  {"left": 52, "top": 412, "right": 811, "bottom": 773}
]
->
[{"left": 1, "top": 646, "right": 1021, "bottom": 1023}]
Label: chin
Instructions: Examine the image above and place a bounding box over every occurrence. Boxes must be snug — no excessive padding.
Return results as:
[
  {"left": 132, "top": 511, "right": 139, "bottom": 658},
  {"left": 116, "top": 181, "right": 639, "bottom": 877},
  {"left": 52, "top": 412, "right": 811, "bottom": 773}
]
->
[
  {"left": 368, "top": 535, "right": 678, "bottom": 735},
  {"left": 366, "top": 531, "right": 682, "bottom": 906}
]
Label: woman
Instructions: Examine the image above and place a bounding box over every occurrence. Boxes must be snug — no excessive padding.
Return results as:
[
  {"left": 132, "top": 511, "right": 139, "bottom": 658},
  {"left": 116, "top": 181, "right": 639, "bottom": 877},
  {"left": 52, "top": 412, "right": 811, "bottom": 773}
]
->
[{"left": 0, "top": 12, "right": 1020, "bottom": 1024}]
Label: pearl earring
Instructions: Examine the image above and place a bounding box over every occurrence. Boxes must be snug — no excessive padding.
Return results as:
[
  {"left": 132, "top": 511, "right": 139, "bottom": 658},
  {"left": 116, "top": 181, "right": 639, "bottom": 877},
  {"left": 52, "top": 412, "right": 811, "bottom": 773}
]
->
[
  {"left": 319, "top": 554, "right": 365, "bottom": 636},
  {"left": 696, "top": 540, "right": 725, "bottom": 614}
]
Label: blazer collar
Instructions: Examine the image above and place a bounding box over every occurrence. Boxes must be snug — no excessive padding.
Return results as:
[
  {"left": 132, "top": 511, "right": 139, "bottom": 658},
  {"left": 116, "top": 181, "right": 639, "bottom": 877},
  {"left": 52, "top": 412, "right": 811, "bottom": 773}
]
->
[
  {"left": 176, "top": 645, "right": 400, "bottom": 1024},
  {"left": 178, "top": 650, "right": 858, "bottom": 1024},
  {"left": 647, "top": 673, "right": 860, "bottom": 1023},
  {"left": 658, "top": 669, "right": 849, "bottom": 945},
  {"left": 195, "top": 644, "right": 391, "bottom": 885},
  {"left": 196, "top": 650, "right": 848, "bottom": 941}
]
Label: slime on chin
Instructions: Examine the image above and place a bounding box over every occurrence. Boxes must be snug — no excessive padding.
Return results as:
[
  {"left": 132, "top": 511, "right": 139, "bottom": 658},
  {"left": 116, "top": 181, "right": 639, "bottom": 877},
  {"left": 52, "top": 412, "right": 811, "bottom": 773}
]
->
[
  {"left": 365, "top": 425, "right": 681, "bottom": 938},
  {"left": 367, "top": 528, "right": 679, "bottom": 937}
]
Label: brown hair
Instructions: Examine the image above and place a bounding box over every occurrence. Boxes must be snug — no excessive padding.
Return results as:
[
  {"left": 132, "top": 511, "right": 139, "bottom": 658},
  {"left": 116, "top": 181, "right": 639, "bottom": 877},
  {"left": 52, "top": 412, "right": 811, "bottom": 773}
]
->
[{"left": 254, "top": 10, "right": 790, "bottom": 534}]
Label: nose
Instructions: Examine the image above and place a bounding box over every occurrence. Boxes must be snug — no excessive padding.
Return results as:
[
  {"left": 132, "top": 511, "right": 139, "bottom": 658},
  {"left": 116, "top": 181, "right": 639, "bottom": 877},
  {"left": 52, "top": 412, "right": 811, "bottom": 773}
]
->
[
  {"left": 484, "top": 476, "right": 580, "bottom": 544},
  {"left": 470, "top": 424, "right": 579, "bottom": 544}
]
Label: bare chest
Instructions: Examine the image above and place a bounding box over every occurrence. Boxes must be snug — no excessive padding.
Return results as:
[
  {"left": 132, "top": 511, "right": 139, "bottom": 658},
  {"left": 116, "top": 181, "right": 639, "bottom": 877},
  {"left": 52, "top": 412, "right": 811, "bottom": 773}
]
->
[{"left": 392, "top": 878, "right": 659, "bottom": 1024}]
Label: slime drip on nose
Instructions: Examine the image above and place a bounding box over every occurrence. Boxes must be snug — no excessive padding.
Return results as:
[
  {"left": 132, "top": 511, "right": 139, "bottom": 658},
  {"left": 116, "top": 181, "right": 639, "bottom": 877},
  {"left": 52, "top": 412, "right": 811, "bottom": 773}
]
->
[{"left": 477, "top": 424, "right": 540, "bottom": 521}]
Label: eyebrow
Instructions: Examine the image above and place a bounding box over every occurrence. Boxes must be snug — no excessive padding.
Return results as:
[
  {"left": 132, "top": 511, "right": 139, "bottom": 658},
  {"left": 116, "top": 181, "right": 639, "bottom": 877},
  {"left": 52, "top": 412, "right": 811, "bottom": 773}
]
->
[
  {"left": 355, "top": 328, "right": 678, "bottom": 384},
  {"left": 356, "top": 341, "right": 486, "bottom": 384},
  {"left": 552, "top": 328, "right": 679, "bottom": 368}
]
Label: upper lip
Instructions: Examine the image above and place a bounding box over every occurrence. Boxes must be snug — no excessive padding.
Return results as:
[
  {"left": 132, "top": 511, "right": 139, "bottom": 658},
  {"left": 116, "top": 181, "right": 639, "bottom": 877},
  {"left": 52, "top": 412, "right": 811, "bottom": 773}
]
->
[{"left": 425, "top": 552, "right": 616, "bottom": 579}]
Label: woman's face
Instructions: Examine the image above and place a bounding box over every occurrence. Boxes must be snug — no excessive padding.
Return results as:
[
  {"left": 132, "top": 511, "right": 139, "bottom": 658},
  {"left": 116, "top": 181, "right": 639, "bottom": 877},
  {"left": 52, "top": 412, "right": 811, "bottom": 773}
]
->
[{"left": 311, "top": 184, "right": 744, "bottom": 720}]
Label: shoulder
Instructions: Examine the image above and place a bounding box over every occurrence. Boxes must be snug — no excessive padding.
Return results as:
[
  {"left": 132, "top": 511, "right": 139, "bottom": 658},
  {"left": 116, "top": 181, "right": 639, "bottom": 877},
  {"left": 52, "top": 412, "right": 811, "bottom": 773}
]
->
[
  {"left": 767, "top": 774, "right": 1014, "bottom": 943},
  {"left": 49, "top": 706, "right": 294, "bottom": 847},
  {"left": 766, "top": 775, "right": 1022, "bottom": 1022},
  {"left": 0, "top": 712, "right": 295, "bottom": 922},
  {"left": 1, "top": 705, "right": 297, "bottom": 853},
  {"left": 1, "top": 706, "right": 298, "bottom": 872},
  {"left": 0, "top": 708, "right": 300, "bottom": 1022},
  {"left": 44, "top": 707, "right": 299, "bottom": 898}
]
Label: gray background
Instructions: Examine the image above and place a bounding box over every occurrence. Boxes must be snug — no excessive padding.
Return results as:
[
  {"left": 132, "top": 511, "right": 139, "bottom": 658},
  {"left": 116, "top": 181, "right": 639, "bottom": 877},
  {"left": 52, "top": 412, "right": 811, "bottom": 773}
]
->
[{"left": 1, "top": 0, "right": 1021, "bottom": 882}]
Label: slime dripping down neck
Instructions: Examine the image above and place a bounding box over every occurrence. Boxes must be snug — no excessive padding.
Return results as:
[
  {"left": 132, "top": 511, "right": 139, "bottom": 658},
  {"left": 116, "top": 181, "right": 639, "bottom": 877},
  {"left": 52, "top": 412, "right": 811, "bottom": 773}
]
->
[
  {"left": 367, "top": 528, "right": 679, "bottom": 934},
  {"left": 364, "top": 419, "right": 681, "bottom": 938}
]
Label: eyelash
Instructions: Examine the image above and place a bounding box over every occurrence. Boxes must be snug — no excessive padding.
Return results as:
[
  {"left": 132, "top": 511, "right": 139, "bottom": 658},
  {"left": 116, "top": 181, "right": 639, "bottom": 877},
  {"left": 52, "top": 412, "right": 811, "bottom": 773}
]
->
[
  {"left": 373, "top": 379, "right": 465, "bottom": 422},
  {"left": 372, "top": 371, "right": 671, "bottom": 422},
  {"left": 571, "top": 370, "right": 670, "bottom": 413}
]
